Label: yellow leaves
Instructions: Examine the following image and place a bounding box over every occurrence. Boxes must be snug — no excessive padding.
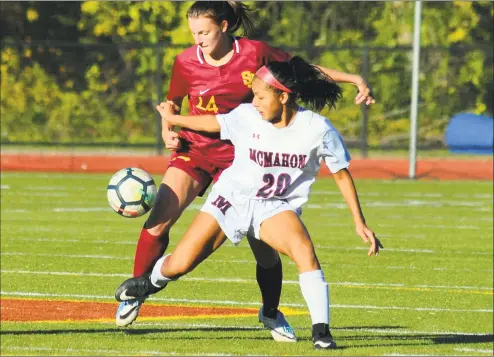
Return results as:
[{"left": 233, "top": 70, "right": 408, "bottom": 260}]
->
[
  {"left": 143, "top": 24, "right": 155, "bottom": 34},
  {"left": 117, "top": 27, "right": 127, "bottom": 36},
  {"left": 448, "top": 28, "right": 467, "bottom": 42},
  {"left": 453, "top": 1, "right": 472, "bottom": 11},
  {"left": 475, "top": 102, "right": 487, "bottom": 114},
  {"left": 26, "top": 8, "right": 39, "bottom": 22},
  {"left": 2, "top": 48, "right": 13, "bottom": 62},
  {"left": 129, "top": 7, "right": 140, "bottom": 20},
  {"left": 94, "top": 24, "right": 104, "bottom": 36},
  {"left": 81, "top": 1, "right": 99, "bottom": 15},
  {"left": 86, "top": 64, "right": 100, "bottom": 78}
]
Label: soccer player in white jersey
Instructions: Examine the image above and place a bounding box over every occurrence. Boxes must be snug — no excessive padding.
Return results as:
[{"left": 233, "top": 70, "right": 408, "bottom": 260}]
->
[{"left": 115, "top": 56, "right": 383, "bottom": 350}]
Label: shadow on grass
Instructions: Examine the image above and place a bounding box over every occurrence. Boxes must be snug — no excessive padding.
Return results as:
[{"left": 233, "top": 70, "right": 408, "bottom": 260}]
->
[
  {"left": 2, "top": 327, "right": 492, "bottom": 349},
  {"left": 334, "top": 333, "right": 493, "bottom": 350},
  {"left": 0, "top": 325, "right": 405, "bottom": 337}
]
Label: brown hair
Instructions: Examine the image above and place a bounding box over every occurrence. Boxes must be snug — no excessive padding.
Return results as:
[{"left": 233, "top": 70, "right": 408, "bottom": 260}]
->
[{"left": 187, "top": 1, "right": 254, "bottom": 37}]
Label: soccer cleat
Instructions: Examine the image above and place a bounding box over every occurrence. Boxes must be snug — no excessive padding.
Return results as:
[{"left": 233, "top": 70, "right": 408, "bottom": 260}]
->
[
  {"left": 258, "top": 307, "right": 297, "bottom": 342},
  {"left": 115, "top": 298, "right": 144, "bottom": 327},
  {"left": 312, "top": 323, "right": 337, "bottom": 349},
  {"left": 115, "top": 275, "right": 164, "bottom": 302},
  {"left": 313, "top": 333, "right": 337, "bottom": 350}
]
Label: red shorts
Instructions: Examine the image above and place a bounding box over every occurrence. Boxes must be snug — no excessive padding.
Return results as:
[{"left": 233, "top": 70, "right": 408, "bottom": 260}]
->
[{"left": 168, "top": 151, "right": 232, "bottom": 196}]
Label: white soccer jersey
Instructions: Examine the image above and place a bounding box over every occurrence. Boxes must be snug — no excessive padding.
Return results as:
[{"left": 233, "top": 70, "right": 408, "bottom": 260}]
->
[{"left": 215, "top": 103, "right": 351, "bottom": 209}]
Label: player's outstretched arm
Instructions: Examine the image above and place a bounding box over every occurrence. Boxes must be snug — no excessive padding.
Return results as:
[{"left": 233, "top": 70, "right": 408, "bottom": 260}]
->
[
  {"left": 156, "top": 102, "right": 221, "bottom": 133},
  {"left": 314, "top": 65, "right": 375, "bottom": 106},
  {"left": 332, "top": 168, "right": 383, "bottom": 256}
]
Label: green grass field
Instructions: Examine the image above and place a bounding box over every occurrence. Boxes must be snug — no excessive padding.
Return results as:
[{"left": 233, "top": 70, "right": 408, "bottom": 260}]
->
[{"left": 1, "top": 172, "right": 493, "bottom": 356}]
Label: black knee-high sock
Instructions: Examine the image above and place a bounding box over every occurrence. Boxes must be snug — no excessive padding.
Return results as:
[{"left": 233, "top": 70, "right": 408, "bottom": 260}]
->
[{"left": 256, "top": 259, "right": 282, "bottom": 319}]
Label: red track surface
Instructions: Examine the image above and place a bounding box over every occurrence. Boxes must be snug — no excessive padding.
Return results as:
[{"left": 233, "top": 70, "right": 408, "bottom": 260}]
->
[
  {"left": 1, "top": 154, "right": 492, "bottom": 180},
  {"left": 0, "top": 298, "right": 258, "bottom": 322}
]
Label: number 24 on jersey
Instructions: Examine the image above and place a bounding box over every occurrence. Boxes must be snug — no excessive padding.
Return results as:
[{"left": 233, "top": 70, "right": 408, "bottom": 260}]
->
[{"left": 196, "top": 96, "right": 218, "bottom": 113}]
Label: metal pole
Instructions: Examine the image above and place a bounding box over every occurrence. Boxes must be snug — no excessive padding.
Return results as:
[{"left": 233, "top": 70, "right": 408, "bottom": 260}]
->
[
  {"left": 155, "top": 43, "right": 163, "bottom": 156},
  {"left": 408, "top": 0, "right": 422, "bottom": 179},
  {"left": 360, "top": 45, "right": 369, "bottom": 158}
]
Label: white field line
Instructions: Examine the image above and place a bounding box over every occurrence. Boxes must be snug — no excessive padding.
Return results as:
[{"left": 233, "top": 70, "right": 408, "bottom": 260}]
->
[
  {"left": 2, "top": 270, "right": 493, "bottom": 293},
  {"left": 376, "top": 223, "right": 482, "bottom": 230},
  {"left": 1, "top": 252, "right": 130, "bottom": 260},
  {"left": 3, "top": 235, "right": 494, "bottom": 255},
  {"left": 1, "top": 290, "right": 492, "bottom": 313},
  {"left": 25, "top": 186, "right": 89, "bottom": 191},
  {"left": 0, "top": 184, "right": 10, "bottom": 189},
  {"left": 1, "top": 192, "right": 71, "bottom": 197},
  {"left": 3, "top": 250, "right": 493, "bottom": 274},
  {"left": 6, "top": 183, "right": 493, "bottom": 199},
  {"left": 3, "top": 250, "right": 494, "bottom": 271},
  {"left": 135, "top": 322, "right": 494, "bottom": 337},
  {"left": 311, "top": 190, "right": 493, "bottom": 200},
  {"left": 52, "top": 207, "right": 111, "bottom": 212},
  {"left": 0, "top": 346, "right": 240, "bottom": 357},
  {"left": 305, "top": 201, "right": 492, "bottom": 210},
  {"left": 454, "top": 348, "right": 494, "bottom": 354},
  {"left": 378, "top": 215, "right": 493, "bottom": 223},
  {"left": 383, "top": 353, "right": 437, "bottom": 357},
  {"left": 2, "top": 209, "right": 29, "bottom": 213}
]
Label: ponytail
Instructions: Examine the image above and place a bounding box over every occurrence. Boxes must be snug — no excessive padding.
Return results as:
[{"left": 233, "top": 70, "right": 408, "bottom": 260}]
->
[
  {"left": 265, "top": 56, "right": 343, "bottom": 111},
  {"left": 187, "top": 1, "right": 254, "bottom": 37}
]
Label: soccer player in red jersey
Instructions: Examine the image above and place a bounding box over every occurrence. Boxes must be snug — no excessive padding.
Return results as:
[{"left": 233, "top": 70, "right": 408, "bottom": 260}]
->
[{"left": 116, "top": 1, "right": 376, "bottom": 340}]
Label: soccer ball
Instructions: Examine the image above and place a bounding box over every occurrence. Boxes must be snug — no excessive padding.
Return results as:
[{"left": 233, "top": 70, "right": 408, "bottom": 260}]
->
[{"left": 107, "top": 168, "right": 157, "bottom": 218}]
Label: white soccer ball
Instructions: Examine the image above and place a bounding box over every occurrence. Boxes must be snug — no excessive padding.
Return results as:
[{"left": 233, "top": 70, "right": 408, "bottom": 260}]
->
[{"left": 107, "top": 168, "right": 157, "bottom": 218}]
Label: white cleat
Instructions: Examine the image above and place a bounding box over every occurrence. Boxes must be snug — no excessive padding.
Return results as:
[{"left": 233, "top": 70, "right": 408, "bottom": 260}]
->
[
  {"left": 115, "top": 299, "right": 144, "bottom": 327},
  {"left": 258, "top": 307, "right": 297, "bottom": 342}
]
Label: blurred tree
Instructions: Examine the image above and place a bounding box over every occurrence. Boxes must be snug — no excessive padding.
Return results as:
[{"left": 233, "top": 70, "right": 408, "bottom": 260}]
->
[{"left": 0, "top": 1, "right": 492, "bottom": 147}]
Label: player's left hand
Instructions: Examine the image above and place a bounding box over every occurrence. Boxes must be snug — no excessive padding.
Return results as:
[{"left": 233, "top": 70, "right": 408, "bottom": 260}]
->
[
  {"left": 356, "top": 223, "right": 383, "bottom": 256},
  {"left": 156, "top": 101, "right": 176, "bottom": 122},
  {"left": 355, "top": 78, "right": 375, "bottom": 106}
]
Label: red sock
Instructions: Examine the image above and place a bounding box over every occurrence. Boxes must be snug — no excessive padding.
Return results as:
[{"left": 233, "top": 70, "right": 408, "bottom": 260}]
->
[{"left": 133, "top": 228, "right": 169, "bottom": 277}]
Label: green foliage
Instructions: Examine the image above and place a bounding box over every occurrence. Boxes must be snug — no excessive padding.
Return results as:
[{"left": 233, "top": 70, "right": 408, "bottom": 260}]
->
[{"left": 1, "top": 1, "right": 492, "bottom": 146}]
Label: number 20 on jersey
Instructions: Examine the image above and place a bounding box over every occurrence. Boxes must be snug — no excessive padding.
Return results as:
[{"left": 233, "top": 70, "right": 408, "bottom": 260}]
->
[{"left": 196, "top": 96, "right": 218, "bottom": 113}]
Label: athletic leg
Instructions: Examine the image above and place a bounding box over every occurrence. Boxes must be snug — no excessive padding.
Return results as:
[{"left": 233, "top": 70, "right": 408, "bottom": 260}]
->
[
  {"left": 117, "top": 166, "right": 205, "bottom": 327},
  {"left": 247, "top": 236, "right": 282, "bottom": 317},
  {"left": 259, "top": 211, "right": 336, "bottom": 349},
  {"left": 246, "top": 236, "right": 296, "bottom": 342},
  {"left": 133, "top": 167, "right": 205, "bottom": 277},
  {"left": 116, "top": 212, "right": 226, "bottom": 298}
]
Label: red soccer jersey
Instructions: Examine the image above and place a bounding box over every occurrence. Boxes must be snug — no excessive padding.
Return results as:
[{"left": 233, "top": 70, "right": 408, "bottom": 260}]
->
[{"left": 167, "top": 37, "right": 290, "bottom": 167}]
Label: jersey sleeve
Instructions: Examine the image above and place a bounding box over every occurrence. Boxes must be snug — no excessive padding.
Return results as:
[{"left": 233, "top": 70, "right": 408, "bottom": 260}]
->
[
  {"left": 215, "top": 104, "right": 249, "bottom": 144},
  {"left": 166, "top": 57, "right": 188, "bottom": 104},
  {"left": 321, "top": 129, "right": 351, "bottom": 173},
  {"left": 259, "top": 41, "right": 291, "bottom": 64}
]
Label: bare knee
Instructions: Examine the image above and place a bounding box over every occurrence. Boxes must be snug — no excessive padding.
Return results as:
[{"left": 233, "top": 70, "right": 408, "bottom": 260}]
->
[
  {"left": 286, "top": 240, "right": 319, "bottom": 273},
  {"left": 162, "top": 255, "right": 196, "bottom": 279}
]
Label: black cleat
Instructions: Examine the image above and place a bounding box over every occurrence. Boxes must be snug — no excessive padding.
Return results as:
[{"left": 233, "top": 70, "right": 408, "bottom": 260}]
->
[
  {"left": 312, "top": 323, "right": 337, "bottom": 350},
  {"left": 115, "top": 275, "right": 164, "bottom": 302},
  {"left": 313, "top": 333, "right": 337, "bottom": 350}
]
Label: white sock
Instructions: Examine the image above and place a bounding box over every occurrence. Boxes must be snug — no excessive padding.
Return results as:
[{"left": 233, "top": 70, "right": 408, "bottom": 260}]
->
[
  {"left": 150, "top": 254, "right": 173, "bottom": 288},
  {"left": 299, "top": 269, "right": 330, "bottom": 325}
]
